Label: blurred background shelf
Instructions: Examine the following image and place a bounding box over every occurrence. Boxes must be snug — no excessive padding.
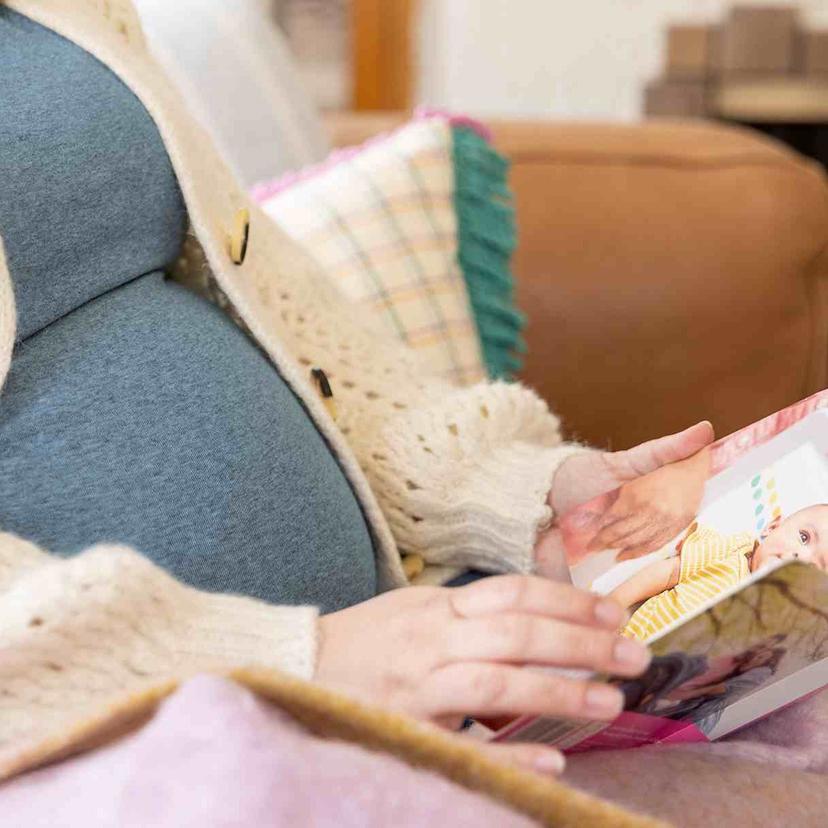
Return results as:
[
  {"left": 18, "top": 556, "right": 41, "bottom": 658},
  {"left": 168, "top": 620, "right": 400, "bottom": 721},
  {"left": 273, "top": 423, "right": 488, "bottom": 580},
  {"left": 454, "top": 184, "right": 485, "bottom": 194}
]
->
[
  {"left": 645, "top": 5, "right": 828, "bottom": 169},
  {"left": 274, "top": 3, "right": 828, "bottom": 169},
  {"left": 716, "top": 78, "right": 828, "bottom": 122}
]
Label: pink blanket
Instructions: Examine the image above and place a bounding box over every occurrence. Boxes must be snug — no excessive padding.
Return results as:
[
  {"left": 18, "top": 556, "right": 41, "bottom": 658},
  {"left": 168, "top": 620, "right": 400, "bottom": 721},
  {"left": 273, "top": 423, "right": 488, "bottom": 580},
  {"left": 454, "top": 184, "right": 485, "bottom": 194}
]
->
[
  {"left": 564, "top": 689, "right": 828, "bottom": 826},
  {"left": 0, "top": 676, "right": 532, "bottom": 828},
  {"left": 2, "top": 676, "right": 826, "bottom": 826}
]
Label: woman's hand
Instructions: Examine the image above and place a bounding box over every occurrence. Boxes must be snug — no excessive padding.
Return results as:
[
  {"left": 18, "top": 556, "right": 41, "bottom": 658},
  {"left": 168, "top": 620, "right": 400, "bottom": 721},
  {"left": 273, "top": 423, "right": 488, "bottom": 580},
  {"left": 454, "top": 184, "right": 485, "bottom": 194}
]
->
[
  {"left": 588, "top": 446, "right": 711, "bottom": 560},
  {"left": 538, "top": 422, "right": 714, "bottom": 572},
  {"left": 314, "top": 575, "right": 649, "bottom": 775}
]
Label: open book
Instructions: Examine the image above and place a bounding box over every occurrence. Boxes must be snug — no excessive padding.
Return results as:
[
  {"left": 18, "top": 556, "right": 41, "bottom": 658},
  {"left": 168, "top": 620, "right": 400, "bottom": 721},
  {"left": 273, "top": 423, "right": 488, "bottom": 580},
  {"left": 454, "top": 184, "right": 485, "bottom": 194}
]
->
[{"left": 485, "top": 391, "right": 828, "bottom": 751}]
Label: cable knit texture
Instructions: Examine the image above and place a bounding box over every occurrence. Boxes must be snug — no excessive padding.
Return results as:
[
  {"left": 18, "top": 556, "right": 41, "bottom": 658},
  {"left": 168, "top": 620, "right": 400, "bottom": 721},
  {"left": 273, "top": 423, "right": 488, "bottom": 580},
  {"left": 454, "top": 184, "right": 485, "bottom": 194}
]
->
[
  {"left": 0, "top": 533, "right": 318, "bottom": 772},
  {"left": 0, "top": 0, "right": 587, "bottom": 776}
]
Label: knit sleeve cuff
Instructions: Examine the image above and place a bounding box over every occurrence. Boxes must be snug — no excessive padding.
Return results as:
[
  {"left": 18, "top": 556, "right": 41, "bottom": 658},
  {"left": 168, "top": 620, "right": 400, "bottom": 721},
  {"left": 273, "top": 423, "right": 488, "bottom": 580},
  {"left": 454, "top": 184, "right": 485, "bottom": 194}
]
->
[
  {"left": 408, "top": 442, "right": 592, "bottom": 574},
  {"left": 171, "top": 593, "right": 319, "bottom": 681}
]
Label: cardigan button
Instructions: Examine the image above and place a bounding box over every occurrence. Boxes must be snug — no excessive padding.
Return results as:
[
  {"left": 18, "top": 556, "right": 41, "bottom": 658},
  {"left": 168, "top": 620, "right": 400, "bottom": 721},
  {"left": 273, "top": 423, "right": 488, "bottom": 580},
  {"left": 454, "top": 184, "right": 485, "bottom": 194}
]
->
[
  {"left": 228, "top": 208, "right": 250, "bottom": 265},
  {"left": 310, "top": 368, "right": 337, "bottom": 421}
]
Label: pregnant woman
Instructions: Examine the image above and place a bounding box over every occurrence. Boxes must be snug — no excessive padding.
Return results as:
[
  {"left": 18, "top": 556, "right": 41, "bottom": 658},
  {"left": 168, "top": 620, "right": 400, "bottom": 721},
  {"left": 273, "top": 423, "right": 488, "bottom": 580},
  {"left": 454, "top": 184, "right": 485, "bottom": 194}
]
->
[{"left": 0, "top": 0, "right": 713, "bottom": 783}]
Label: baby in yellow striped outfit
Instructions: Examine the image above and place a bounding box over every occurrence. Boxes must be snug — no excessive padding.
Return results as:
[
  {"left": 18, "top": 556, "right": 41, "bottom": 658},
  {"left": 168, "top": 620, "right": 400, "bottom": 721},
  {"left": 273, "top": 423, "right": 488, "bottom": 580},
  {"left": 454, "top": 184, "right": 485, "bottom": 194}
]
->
[{"left": 613, "top": 504, "right": 828, "bottom": 642}]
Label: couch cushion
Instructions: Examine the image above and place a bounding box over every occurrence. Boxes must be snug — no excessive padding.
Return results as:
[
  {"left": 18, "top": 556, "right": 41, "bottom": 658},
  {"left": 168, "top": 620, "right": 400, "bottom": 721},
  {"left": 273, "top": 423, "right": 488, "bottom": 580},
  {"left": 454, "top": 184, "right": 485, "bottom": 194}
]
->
[{"left": 253, "top": 114, "right": 524, "bottom": 384}]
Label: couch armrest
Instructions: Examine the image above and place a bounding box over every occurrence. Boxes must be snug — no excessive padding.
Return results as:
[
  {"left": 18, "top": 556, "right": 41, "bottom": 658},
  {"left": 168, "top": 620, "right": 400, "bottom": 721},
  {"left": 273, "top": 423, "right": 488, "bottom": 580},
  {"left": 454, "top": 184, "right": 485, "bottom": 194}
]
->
[{"left": 326, "top": 113, "right": 828, "bottom": 449}]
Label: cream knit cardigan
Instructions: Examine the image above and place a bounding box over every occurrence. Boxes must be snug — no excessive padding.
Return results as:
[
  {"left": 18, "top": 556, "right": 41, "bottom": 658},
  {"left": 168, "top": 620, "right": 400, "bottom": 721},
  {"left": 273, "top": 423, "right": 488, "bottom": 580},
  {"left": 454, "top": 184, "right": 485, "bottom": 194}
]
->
[{"left": 0, "top": 0, "right": 584, "bottom": 772}]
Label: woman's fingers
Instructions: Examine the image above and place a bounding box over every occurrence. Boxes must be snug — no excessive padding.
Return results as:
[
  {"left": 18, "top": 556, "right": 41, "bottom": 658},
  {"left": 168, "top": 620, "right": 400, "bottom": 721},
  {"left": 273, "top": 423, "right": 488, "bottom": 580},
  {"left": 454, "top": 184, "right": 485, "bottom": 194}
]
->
[
  {"left": 449, "top": 574, "right": 626, "bottom": 630},
  {"left": 589, "top": 512, "right": 651, "bottom": 550},
  {"left": 615, "top": 529, "right": 679, "bottom": 561},
  {"left": 444, "top": 614, "right": 647, "bottom": 675},
  {"left": 592, "top": 511, "right": 688, "bottom": 557},
  {"left": 421, "top": 662, "right": 625, "bottom": 721},
  {"left": 616, "top": 517, "right": 692, "bottom": 560},
  {"left": 604, "top": 526, "right": 662, "bottom": 558},
  {"left": 465, "top": 740, "right": 566, "bottom": 776}
]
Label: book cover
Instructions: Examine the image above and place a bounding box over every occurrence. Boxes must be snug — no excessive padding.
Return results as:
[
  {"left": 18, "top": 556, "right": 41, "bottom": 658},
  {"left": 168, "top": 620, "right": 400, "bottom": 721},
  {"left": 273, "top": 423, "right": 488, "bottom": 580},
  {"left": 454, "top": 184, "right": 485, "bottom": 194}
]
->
[{"left": 489, "top": 390, "right": 828, "bottom": 750}]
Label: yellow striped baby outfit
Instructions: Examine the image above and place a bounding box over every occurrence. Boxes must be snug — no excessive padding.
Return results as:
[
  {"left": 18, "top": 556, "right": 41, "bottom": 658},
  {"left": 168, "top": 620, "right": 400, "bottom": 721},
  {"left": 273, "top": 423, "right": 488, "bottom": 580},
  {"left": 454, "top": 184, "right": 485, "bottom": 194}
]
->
[{"left": 623, "top": 525, "right": 754, "bottom": 642}]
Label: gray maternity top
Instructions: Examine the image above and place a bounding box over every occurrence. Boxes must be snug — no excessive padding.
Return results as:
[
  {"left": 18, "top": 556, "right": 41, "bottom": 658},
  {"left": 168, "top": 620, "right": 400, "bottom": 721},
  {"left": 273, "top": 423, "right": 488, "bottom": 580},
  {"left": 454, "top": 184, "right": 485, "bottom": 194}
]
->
[{"left": 0, "top": 9, "right": 377, "bottom": 613}]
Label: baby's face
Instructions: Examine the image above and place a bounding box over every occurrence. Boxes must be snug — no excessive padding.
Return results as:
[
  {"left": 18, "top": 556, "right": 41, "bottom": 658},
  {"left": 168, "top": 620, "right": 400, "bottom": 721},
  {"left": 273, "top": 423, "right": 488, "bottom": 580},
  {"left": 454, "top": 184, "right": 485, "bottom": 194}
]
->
[{"left": 751, "top": 505, "right": 828, "bottom": 572}]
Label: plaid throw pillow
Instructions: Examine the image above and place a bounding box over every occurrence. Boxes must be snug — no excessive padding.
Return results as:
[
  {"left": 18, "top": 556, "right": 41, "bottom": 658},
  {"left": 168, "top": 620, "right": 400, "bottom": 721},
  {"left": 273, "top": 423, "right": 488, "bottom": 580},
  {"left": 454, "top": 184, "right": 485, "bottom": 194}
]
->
[{"left": 251, "top": 112, "right": 524, "bottom": 385}]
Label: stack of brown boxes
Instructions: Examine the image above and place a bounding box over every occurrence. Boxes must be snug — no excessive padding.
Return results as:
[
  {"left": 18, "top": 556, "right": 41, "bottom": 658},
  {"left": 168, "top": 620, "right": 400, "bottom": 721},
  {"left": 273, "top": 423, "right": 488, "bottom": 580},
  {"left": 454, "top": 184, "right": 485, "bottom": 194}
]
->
[{"left": 645, "top": 5, "right": 828, "bottom": 120}]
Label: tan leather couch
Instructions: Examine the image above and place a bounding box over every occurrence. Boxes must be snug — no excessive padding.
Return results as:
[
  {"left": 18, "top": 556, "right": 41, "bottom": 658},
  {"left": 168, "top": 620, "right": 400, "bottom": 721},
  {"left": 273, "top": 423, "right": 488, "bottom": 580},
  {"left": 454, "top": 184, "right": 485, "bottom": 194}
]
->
[{"left": 327, "top": 114, "right": 828, "bottom": 450}]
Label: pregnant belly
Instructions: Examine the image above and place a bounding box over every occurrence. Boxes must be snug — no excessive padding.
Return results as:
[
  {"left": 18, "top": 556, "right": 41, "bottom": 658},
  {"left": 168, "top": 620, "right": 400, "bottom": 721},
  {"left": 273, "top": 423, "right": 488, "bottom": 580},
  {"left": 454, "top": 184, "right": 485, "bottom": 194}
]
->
[{"left": 0, "top": 272, "right": 376, "bottom": 612}]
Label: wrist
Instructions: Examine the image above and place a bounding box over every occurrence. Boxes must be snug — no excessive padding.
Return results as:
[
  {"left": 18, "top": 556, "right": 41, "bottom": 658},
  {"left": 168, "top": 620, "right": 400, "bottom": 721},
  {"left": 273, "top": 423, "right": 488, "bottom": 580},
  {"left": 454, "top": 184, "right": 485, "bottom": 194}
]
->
[
  {"left": 533, "top": 523, "right": 572, "bottom": 581},
  {"left": 547, "top": 447, "right": 603, "bottom": 517}
]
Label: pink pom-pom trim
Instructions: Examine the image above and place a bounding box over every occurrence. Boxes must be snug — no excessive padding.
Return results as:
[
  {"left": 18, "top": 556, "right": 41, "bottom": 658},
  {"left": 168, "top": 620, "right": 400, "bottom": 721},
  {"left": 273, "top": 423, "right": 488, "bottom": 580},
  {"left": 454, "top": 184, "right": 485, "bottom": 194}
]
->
[{"left": 250, "top": 109, "right": 492, "bottom": 203}]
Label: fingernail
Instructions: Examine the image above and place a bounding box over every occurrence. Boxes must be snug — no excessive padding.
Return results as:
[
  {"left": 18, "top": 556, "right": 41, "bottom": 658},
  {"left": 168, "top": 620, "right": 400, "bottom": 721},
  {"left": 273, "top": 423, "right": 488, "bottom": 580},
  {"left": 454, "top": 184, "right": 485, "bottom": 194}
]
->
[
  {"left": 613, "top": 637, "right": 651, "bottom": 670},
  {"left": 585, "top": 685, "right": 624, "bottom": 718},
  {"left": 534, "top": 750, "right": 566, "bottom": 775},
  {"left": 585, "top": 685, "right": 623, "bottom": 718},
  {"left": 594, "top": 599, "right": 624, "bottom": 628}
]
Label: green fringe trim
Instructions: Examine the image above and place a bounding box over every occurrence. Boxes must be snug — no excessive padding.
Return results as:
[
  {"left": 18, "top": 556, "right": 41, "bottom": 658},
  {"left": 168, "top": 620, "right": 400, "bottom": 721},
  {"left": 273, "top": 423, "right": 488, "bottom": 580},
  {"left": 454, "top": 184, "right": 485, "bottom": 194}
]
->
[{"left": 452, "top": 125, "right": 525, "bottom": 380}]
